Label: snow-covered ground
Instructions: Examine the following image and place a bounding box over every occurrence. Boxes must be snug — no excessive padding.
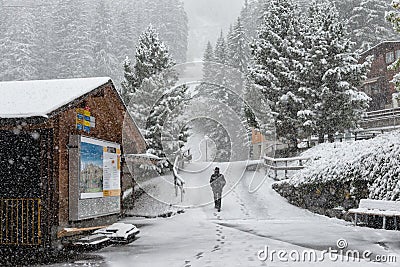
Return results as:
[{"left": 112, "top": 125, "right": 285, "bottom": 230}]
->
[{"left": 42, "top": 161, "right": 400, "bottom": 266}]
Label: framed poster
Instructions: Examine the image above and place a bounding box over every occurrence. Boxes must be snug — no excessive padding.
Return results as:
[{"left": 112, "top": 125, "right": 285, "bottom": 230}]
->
[
  {"left": 80, "top": 139, "right": 104, "bottom": 199},
  {"left": 69, "top": 135, "right": 121, "bottom": 221}
]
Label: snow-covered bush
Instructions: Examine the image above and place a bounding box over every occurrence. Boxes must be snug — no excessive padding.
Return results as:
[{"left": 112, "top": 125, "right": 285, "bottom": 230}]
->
[{"left": 275, "top": 131, "right": 400, "bottom": 201}]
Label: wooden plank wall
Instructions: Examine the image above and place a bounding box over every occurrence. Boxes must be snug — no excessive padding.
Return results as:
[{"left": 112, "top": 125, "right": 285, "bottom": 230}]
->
[{"left": 56, "top": 84, "right": 146, "bottom": 226}]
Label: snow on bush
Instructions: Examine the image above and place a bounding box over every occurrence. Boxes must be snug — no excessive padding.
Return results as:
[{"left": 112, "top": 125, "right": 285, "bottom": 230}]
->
[{"left": 280, "top": 131, "right": 400, "bottom": 201}]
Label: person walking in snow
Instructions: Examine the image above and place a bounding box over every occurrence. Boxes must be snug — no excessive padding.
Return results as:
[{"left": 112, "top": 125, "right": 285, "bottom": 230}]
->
[{"left": 210, "top": 167, "right": 226, "bottom": 212}]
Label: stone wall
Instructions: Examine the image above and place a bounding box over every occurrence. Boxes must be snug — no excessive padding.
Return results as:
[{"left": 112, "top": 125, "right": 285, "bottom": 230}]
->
[{"left": 272, "top": 179, "right": 370, "bottom": 219}]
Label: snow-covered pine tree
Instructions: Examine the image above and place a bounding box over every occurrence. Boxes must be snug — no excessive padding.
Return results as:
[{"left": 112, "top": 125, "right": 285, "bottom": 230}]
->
[
  {"left": 0, "top": 0, "right": 188, "bottom": 84},
  {"left": 136, "top": 25, "right": 175, "bottom": 91},
  {"left": 33, "top": 3, "right": 56, "bottom": 80},
  {"left": 240, "top": 0, "right": 253, "bottom": 38},
  {"left": 121, "top": 56, "right": 136, "bottom": 103},
  {"left": 0, "top": 1, "right": 5, "bottom": 73},
  {"left": 299, "top": 0, "right": 371, "bottom": 143},
  {"left": 146, "top": 84, "right": 189, "bottom": 166},
  {"left": 214, "top": 31, "right": 228, "bottom": 88},
  {"left": 203, "top": 41, "right": 215, "bottom": 83},
  {"left": 209, "top": 32, "right": 235, "bottom": 161},
  {"left": 195, "top": 40, "right": 216, "bottom": 109},
  {"left": 91, "top": 0, "right": 119, "bottom": 77},
  {"left": 49, "top": 0, "right": 94, "bottom": 79},
  {"left": 121, "top": 25, "right": 176, "bottom": 103},
  {"left": 193, "top": 41, "right": 215, "bottom": 134},
  {"left": 139, "top": 0, "right": 188, "bottom": 63},
  {"left": 249, "top": 0, "right": 305, "bottom": 147},
  {"left": 296, "top": 1, "right": 327, "bottom": 139},
  {"left": 123, "top": 25, "right": 188, "bottom": 168},
  {"left": 113, "top": 1, "right": 138, "bottom": 65},
  {"left": 236, "top": 1, "right": 276, "bottom": 147},
  {"left": 195, "top": 33, "right": 238, "bottom": 161},
  {"left": 334, "top": 0, "right": 396, "bottom": 52},
  {"left": 226, "top": 17, "right": 254, "bottom": 158},
  {"left": 240, "top": 0, "right": 265, "bottom": 40},
  {"left": 227, "top": 17, "right": 249, "bottom": 91},
  {"left": 0, "top": 6, "right": 41, "bottom": 81}
]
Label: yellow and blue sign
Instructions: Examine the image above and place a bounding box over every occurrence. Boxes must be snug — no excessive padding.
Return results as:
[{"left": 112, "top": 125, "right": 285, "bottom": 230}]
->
[{"left": 76, "top": 107, "right": 96, "bottom": 133}]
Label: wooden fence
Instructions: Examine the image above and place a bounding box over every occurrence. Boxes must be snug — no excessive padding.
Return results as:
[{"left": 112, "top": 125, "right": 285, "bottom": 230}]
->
[{"left": 0, "top": 198, "right": 41, "bottom": 246}]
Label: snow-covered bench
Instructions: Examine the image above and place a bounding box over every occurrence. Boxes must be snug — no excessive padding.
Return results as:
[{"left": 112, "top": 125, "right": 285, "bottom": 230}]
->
[{"left": 348, "top": 199, "right": 400, "bottom": 230}]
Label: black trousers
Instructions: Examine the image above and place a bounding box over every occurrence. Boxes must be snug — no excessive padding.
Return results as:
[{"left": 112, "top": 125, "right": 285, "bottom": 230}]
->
[{"left": 213, "top": 190, "right": 222, "bottom": 209}]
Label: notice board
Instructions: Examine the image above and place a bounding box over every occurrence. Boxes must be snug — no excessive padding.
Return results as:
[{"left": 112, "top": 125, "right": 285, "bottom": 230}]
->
[{"left": 69, "top": 135, "right": 121, "bottom": 221}]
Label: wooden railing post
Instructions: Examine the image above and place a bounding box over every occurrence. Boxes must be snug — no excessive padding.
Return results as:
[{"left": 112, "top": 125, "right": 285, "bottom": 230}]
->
[
  {"left": 263, "top": 156, "right": 310, "bottom": 180},
  {"left": 173, "top": 155, "right": 187, "bottom": 203}
]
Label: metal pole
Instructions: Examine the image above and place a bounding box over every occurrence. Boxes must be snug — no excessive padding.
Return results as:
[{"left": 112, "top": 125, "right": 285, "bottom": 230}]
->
[
  {"left": 181, "top": 187, "right": 184, "bottom": 202},
  {"left": 205, "top": 138, "right": 208, "bottom": 162},
  {"left": 174, "top": 175, "right": 178, "bottom": 197}
]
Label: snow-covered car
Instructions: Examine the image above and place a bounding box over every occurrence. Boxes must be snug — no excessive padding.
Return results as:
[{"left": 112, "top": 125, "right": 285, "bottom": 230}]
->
[
  {"left": 73, "top": 233, "right": 110, "bottom": 248},
  {"left": 94, "top": 223, "right": 140, "bottom": 243}
]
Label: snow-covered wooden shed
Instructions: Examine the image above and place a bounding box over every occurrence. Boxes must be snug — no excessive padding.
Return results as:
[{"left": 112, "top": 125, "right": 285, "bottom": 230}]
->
[{"left": 0, "top": 77, "right": 146, "bottom": 248}]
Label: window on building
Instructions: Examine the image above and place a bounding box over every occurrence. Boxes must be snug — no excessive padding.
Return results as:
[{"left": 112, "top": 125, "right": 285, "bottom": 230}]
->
[
  {"left": 364, "top": 84, "right": 371, "bottom": 95},
  {"left": 396, "top": 50, "right": 400, "bottom": 60},
  {"left": 386, "top": 51, "right": 395, "bottom": 64}
]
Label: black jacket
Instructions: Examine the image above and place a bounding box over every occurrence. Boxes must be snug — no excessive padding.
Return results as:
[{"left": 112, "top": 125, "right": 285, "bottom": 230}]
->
[{"left": 210, "top": 173, "right": 226, "bottom": 192}]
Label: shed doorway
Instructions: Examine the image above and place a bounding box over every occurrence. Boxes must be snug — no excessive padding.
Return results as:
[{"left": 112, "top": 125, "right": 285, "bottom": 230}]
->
[{"left": 0, "top": 129, "right": 54, "bottom": 246}]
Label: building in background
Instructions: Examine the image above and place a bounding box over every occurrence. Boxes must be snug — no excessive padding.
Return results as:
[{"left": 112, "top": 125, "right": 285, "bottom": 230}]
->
[
  {"left": 251, "top": 128, "right": 266, "bottom": 159},
  {"left": 251, "top": 128, "right": 283, "bottom": 159},
  {"left": 359, "top": 41, "right": 400, "bottom": 111}
]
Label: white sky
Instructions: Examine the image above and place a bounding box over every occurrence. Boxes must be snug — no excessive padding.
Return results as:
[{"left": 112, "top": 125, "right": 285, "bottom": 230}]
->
[{"left": 183, "top": 0, "right": 245, "bottom": 61}]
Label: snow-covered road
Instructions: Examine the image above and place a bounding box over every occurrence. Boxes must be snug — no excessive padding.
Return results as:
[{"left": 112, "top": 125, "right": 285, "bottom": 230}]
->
[{"left": 44, "top": 162, "right": 400, "bottom": 266}]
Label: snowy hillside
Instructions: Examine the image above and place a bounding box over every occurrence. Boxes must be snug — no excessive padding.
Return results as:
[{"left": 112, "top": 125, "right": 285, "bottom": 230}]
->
[{"left": 278, "top": 131, "right": 400, "bottom": 201}]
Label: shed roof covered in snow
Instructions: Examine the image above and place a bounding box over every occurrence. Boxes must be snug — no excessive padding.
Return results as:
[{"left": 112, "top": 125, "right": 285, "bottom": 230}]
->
[{"left": 0, "top": 77, "right": 111, "bottom": 118}]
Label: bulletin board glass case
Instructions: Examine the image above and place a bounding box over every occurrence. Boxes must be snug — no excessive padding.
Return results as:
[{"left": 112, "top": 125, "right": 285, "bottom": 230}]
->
[{"left": 69, "top": 135, "right": 121, "bottom": 221}]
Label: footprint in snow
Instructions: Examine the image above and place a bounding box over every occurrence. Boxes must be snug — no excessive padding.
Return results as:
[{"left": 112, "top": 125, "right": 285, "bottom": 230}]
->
[
  {"left": 211, "top": 244, "right": 221, "bottom": 252},
  {"left": 195, "top": 252, "right": 204, "bottom": 259}
]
